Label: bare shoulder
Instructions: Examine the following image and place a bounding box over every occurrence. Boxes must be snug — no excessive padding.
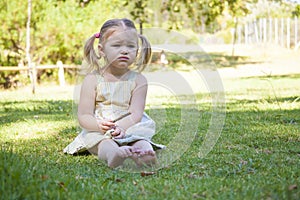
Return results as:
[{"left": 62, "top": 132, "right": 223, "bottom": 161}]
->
[
  {"left": 135, "top": 73, "right": 148, "bottom": 85},
  {"left": 82, "top": 73, "right": 98, "bottom": 88}
]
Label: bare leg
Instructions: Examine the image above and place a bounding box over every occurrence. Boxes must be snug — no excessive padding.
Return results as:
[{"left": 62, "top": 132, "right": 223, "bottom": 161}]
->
[
  {"left": 131, "top": 140, "right": 157, "bottom": 167},
  {"left": 97, "top": 139, "right": 134, "bottom": 168}
]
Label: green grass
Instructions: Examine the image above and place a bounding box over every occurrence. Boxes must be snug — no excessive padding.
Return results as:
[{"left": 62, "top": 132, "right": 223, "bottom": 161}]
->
[{"left": 0, "top": 74, "right": 299, "bottom": 200}]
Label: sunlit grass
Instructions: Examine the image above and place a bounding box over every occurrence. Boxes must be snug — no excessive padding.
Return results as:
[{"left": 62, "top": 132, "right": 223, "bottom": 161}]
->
[{"left": 0, "top": 74, "right": 299, "bottom": 200}]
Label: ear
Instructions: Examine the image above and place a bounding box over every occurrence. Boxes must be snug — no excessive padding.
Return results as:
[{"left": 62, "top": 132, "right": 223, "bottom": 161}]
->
[{"left": 98, "top": 44, "right": 105, "bottom": 57}]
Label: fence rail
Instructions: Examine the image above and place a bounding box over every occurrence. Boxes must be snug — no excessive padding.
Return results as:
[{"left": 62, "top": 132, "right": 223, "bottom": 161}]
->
[
  {"left": 236, "top": 17, "right": 300, "bottom": 49},
  {"left": 0, "top": 65, "right": 80, "bottom": 71},
  {"left": 0, "top": 62, "right": 80, "bottom": 88}
]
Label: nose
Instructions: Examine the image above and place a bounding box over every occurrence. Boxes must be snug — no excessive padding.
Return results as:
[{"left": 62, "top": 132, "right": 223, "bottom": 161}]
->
[{"left": 121, "top": 47, "right": 129, "bottom": 54}]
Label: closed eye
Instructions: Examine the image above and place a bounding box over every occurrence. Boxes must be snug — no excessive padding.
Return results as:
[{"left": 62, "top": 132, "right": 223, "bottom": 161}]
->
[{"left": 128, "top": 45, "right": 136, "bottom": 48}]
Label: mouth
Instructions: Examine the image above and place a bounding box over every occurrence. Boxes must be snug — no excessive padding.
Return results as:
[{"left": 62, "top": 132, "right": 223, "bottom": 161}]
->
[{"left": 118, "top": 56, "right": 129, "bottom": 61}]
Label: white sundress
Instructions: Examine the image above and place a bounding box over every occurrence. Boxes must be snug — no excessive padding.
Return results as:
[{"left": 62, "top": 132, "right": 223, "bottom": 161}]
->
[{"left": 63, "top": 71, "right": 165, "bottom": 155}]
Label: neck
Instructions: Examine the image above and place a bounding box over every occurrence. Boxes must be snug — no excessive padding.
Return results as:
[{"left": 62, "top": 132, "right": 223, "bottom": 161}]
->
[{"left": 101, "top": 66, "right": 129, "bottom": 78}]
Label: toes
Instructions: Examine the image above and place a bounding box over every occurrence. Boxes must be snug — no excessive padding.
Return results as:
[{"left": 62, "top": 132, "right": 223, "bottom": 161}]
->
[
  {"left": 132, "top": 147, "right": 142, "bottom": 154},
  {"left": 147, "top": 150, "right": 156, "bottom": 156},
  {"left": 118, "top": 146, "right": 135, "bottom": 158},
  {"left": 139, "top": 149, "right": 155, "bottom": 156}
]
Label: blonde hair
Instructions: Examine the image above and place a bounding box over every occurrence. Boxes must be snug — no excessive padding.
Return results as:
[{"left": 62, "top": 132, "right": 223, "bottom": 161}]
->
[{"left": 83, "top": 18, "right": 152, "bottom": 73}]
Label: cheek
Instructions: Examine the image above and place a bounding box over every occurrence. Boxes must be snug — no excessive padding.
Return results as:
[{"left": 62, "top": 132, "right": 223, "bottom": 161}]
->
[
  {"left": 130, "top": 50, "right": 138, "bottom": 59},
  {"left": 130, "top": 48, "right": 138, "bottom": 55}
]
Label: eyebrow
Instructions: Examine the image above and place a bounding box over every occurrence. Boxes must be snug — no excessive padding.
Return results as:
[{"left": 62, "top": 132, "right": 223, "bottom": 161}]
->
[{"left": 111, "top": 40, "right": 137, "bottom": 45}]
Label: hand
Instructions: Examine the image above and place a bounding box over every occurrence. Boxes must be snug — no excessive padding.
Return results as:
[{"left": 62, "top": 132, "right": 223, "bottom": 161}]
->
[
  {"left": 111, "top": 126, "right": 125, "bottom": 139},
  {"left": 96, "top": 118, "right": 115, "bottom": 134}
]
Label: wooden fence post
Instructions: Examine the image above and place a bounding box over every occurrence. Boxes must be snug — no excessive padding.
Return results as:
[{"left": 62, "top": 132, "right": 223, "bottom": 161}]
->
[
  {"left": 57, "top": 61, "right": 65, "bottom": 86},
  {"left": 237, "top": 25, "right": 242, "bottom": 44},
  {"left": 231, "top": 17, "right": 297, "bottom": 49},
  {"left": 259, "top": 18, "right": 263, "bottom": 42},
  {"left": 281, "top": 18, "right": 284, "bottom": 47},
  {"left": 287, "top": 18, "right": 290, "bottom": 49},
  {"left": 263, "top": 18, "right": 267, "bottom": 44},
  {"left": 269, "top": 18, "right": 273, "bottom": 43},
  {"left": 245, "top": 23, "right": 248, "bottom": 44},
  {"left": 275, "top": 18, "right": 279, "bottom": 44},
  {"left": 254, "top": 20, "right": 259, "bottom": 43},
  {"left": 295, "top": 17, "right": 298, "bottom": 49},
  {"left": 29, "top": 63, "right": 37, "bottom": 93}
]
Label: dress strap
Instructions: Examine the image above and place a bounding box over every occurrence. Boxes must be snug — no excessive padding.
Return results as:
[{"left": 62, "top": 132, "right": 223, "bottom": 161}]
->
[{"left": 94, "top": 72, "right": 104, "bottom": 84}]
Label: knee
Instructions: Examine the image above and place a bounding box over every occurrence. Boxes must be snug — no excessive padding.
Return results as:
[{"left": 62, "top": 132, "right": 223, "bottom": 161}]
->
[
  {"left": 99, "top": 138, "right": 114, "bottom": 146},
  {"left": 97, "top": 139, "right": 114, "bottom": 158}
]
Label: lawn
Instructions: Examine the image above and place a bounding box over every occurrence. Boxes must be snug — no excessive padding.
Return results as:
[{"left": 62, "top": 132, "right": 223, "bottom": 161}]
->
[{"left": 0, "top": 71, "right": 299, "bottom": 199}]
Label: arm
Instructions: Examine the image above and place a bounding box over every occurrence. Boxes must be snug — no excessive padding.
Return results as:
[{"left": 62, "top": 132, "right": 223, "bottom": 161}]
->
[
  {"left": 77, "top": 74, "right": 114, "bottom": 133},
  {"left": 115, "top": 73, "right": 148, "bottom": 130}
]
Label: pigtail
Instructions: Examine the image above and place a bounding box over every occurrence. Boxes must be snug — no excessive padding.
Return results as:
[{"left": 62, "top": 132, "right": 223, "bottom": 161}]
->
[
  {"left": 136, "top": 34, "right": 152, "bottom": 72},
  {"left": 83, "top": 35, "right": 101, "bottom": 73}
]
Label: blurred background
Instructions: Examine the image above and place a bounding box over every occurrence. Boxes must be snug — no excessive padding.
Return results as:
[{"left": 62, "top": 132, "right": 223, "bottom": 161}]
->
[{"left": 1, "top": 0, "right": 300, "bottom": 90}]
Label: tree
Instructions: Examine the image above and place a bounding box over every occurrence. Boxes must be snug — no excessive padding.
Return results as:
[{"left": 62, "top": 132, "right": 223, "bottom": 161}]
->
[
  {"left": 123, "top": 0, "right": 152, "bottom": 34},
  {"left": 0, "top": 0, "right": 128, "bottom": 67},
  {"left": 225, "top": 0, "right": 254, "bottom": 56},
  {"left": 160, "top": 0, "right": 226, "bottom": 32},
  {"left": 159, "top": 0, "right": 255, "bottom": 33},
  {"left": 292, "top": 4, "right": 300, "bottom": 17},
  {"left": 26, "top": 0, "right": 36, "bottom": 94},
  {"left": 0, "top": 0, "right": 27, "bottom": 66}
]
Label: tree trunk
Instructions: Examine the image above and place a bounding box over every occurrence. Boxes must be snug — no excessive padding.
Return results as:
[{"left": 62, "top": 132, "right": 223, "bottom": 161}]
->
[
  {"left": 26, "top": 0, "right": 35, "bottom": 94},
  {"left": 139, "top": 20, "right": 143, "bottom": 35},
  {"left": 231, "top": 17, "right": 238, "bottom": 57}
]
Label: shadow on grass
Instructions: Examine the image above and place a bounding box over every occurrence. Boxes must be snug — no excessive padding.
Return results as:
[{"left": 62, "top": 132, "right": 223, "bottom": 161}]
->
[
  {"left": 158, "top": 51, "right": 263, "bottom": 69},
  {"left": 1, "top": 95, "right": 298, "bottom": 142},
  {"left": 208, "top": 52, "right": 263, "bottom": 68},
  {"left": 241, "top": 73, "right": 300, "bottom": 80},
  {"left": 0, "top": 100, "right": 74, "bottom": 125},
  {"left": 227, "top": 96, "right": 300, "bottom": 106},
  {"left": 0, "top": 95, "right": 299, "bottom": 199}
]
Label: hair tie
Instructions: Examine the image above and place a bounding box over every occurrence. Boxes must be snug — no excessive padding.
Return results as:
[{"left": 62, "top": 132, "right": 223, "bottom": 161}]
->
[{"left": 94, "top": 32, "right": 101, "bottom": 38}]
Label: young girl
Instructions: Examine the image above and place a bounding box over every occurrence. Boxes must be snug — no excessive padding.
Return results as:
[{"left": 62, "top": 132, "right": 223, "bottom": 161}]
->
[{"left": 64, "top": 18, "right": 164, "bottom": 168}]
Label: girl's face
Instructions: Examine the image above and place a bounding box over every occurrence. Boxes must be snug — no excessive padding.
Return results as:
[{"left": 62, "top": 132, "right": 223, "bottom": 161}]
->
[{"left": 100, "top": 29, "right": 138, "bottom": 71}]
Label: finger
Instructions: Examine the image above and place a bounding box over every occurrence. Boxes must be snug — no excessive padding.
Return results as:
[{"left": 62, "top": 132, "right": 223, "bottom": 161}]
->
[
  {"left": 102, "top": 122, "right": 115, "bottom": 127},
  {"left": 101, "top": 125, "right": 112, "bottom": 131},
  {"left": 111, "top": 132, "right": 119, "bottom": 137},
  {"left": 113, "top": 134, "right": 122, "bottom": 139},
  {"left": 119, "top": 147, "right": 131, "bottom": 157},
  {"left": 125, "top": 148, "right": 133, "bottom": 156},
  {"left": 113, "top": 130, "right": 124, "bottom": 138},
  {"left": 111, "top": 129, "right": 120, "bottom": 136},
  {"left": 147, "top": 150, "right": 156, "bottom": 156},
  {"left": 132, "top": 147, "right": 142, "bottom": 153}
]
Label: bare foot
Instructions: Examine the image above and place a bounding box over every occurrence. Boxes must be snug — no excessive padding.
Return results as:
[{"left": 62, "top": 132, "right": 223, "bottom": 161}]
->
[
  {"left": 107, "top": 146, "right": 135, "bottom": 168},
  {"left": 139, "top": 149, "right": 156, "bottom": 156},
  {"left": 133, "top": 149, "right": 157, "bottom": 167}
]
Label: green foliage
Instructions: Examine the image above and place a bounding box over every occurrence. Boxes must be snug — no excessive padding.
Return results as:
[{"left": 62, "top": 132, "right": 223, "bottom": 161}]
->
[
  {"left": 0, "top": 0, "right": 28, "bottom": 66},
  {"left": 1, "top": 0, "right": 298, "bottom": 67},
  {"left": 0, "top": 0, "right": 299, "bottom": 90},
  {"left": 0, "top": 0, "right": 128, "bottom": 67},
  {"left": 159, "top": 0, "right": 252, "bottom": 32},
  {"left": 0, "top": 71, "right": 28, "bottom": 89},
  {"left": 247, "top": 0, "right": 297, "bottom": 19},
  {"left": 0, "top": 0, "right": 131, "bottom": 88},
  {"left": 216, "top": 29, "right": 233, "bottom": 44},
  {"left": 292, "top": 5, "right": 300, "bottom": 17}
]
